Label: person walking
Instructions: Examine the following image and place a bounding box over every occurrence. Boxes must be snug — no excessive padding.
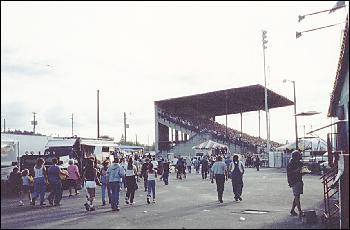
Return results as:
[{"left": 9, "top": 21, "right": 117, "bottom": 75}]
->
[
  {"left": 120, "top": 158, "right": 127, "bottom": 191},
  {"left": 287, "top": 150, "right": 304, "bottom": 219},
  {"left": 21, "top": 169, "right": 32, "bottom": 205},
  {"left": 210, "top": 156, "right": 228, "bottom": 203},
  {"left": 255, "top": 155, "right": 260, "bottom": 171},
  {"left": 141, "top": 158, "right": 150, "bottom": 191},
  {"left": 67, "top": 159, "right": 80, "bottom": 197},
  {"left": 125, "top": 157, "right": 137, "bottom": 205},
  {"left": 100, "top": 160, "right": 111, "bottom": 206},
  {"left": 151, "top": 157, "right": 158, "bottom": 178},
  {"left": 47, "top": 158, "right": 68, "bottom": 206},
  {"left": 9, "top": 167, "right": 23, "bottom": 206},
  {"left": 107, "top": 157, "right": 125, "bottom": 211},
  {"left": 31, "top": 158, "right": 47, "bottom": 206},
  {"left": 229, "top": 155, "right": 245, "bottom": 201},
  {"left": 162, "top": 159, "right": 170, "bottom": 185},
  {"left": 201, "top": 156, "right": 209, "bottom": 180},
  {"left": 186, "top": 157, "right": 192, "bottom": 174},
  {"left": 82, "top": 159, "right": 99, "bottom": 211},
  {"left": 146, "top": 163, "right": 156, "bottom": 204}
]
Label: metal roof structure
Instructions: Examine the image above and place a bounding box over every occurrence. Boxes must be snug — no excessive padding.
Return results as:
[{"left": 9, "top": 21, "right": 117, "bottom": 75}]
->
[{"left": 155, "top": 84, "right": 294, "bottom": 117}]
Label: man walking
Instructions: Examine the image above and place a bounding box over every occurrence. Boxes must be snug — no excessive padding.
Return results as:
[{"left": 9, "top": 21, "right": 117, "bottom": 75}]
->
[
  {"left": 287, "top": 150, "right": 304, "bottom": 218},
  {"left": 229, "top": 155, "right": 245, "bottom": 201},
  {"left": 211, "top": 156, "right": 228, "bottom": 203},
  {"left": 255, "top": 155, "right": 260, "bottom": 171}
]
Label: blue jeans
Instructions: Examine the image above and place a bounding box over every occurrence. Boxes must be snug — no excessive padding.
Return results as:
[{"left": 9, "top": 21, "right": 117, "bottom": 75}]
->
[
  {"left": 32, "top": 177, "right": 46, "bottom": 203},
  {"left": 48, "top": 181, "right": 62, "bottom": 204},
  {"left": 101, "top": 183, "right": 111, "bottom": 203},
  {"left": 147, "top": 180, "right": 156, "bottom": 199},
  {"left": 109, "top": 181, "right": 121, "bottom": 209}
]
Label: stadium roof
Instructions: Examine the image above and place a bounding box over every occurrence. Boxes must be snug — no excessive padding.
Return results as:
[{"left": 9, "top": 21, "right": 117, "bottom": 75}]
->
[{"left": 155, "top": 84, "right": 294, "bottom": 117}]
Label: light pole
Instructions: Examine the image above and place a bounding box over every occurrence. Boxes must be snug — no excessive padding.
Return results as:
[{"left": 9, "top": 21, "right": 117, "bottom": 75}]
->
[
  {"left": 262, "top": 29, "right": 270, "bottom": 154},
  {"left": 283, "top": 79, "right": 298, "bottom": 150}
]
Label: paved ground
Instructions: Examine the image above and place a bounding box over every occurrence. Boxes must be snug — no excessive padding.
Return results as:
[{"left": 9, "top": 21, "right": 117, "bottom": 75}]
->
[{"left": 1, "top": 168, "right": 326, "bottom": 229}]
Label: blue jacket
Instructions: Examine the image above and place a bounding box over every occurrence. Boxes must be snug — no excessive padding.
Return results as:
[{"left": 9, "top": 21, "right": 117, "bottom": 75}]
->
[{"left": 107, "top": 163, "right": 125, "bottom": 182}]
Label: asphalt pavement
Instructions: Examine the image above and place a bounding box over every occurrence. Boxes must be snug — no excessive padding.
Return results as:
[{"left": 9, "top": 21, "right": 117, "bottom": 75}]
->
[{"left": 1, "top": 167, "right": 326, "bottom": 229}]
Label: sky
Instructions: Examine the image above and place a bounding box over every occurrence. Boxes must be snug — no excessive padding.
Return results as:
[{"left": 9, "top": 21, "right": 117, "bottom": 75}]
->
[{"left": 1, "top": 1, "right": 348, "bottom": 145}]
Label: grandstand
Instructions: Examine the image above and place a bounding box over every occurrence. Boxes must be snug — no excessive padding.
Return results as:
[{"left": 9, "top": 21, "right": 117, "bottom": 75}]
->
[{"left": 154, "top": 84, "right": 294, "bottom": 157}]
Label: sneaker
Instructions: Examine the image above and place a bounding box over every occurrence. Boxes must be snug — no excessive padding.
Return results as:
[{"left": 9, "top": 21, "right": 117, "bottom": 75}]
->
[
  {"left": 152, "top": 199, "right": 156, "bottom": 203},
  {"left": 234, "top": 197, "right": 239, "bottom": 201},
  {"left": 238, "top": 197, "right": 242, "bottom": 201},
  {"left": 19, "top": 201, "right": 24, "bottom": 206},
  {"left": 125, "top": 197, "right": 129, "bottom": 204},
  {"left": 147, "top": 197, "right": 150, "bottom": 204},
  {"left": 116, "top": 206, "right": 120, "bottom": 211},
  {"left": 130, "top": 202, "right": 135, "bottom": 205},
  {"left": 290, "top": 210, "right": 298, "bottom": 216},
  {"left": 84, "top": 203, "right": 90, "bottom": 211}
]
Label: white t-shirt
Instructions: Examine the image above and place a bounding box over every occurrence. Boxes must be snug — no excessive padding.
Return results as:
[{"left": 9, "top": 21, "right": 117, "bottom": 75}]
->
[
  {"left": 151, "top": 160, "right": 158, "bottom": 169},
  {"left": 147, "top": 171, "right": 156, "bottom": 181},
  {"left": 125, "top": 165, "right": 137, "bottom": 177}
]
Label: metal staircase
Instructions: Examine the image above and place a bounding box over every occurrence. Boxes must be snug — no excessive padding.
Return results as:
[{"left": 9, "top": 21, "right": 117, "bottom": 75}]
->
[{"left": 320, "top": 161, "right": 340, "bottom": 228}]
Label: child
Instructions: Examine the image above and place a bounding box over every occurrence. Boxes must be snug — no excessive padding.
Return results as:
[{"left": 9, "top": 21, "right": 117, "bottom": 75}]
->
[
  {"left": 146, "top": 163, "right": 156, "bottom": 204},
  {"left": 21, "top": 169, "right": 32, "bottom": 204},
  {"left": 8, "top": 167, "right": 23, "bottom": 206}
]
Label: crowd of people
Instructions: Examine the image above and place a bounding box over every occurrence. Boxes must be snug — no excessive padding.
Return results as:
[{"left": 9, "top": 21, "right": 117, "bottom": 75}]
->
[
  {"left": 6, "top": 147, "right": 307, "bottom": 223},
  {"left": 158, "top": 110, "right": 281, "bottom": 150},
  {"left": 7, "top": 153, "right": 175, "bottom": 212}
]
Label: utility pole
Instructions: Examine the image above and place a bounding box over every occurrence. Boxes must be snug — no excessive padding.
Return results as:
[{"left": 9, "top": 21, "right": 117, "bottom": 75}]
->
[
  {"left": 71, "top": 113, "right": 74, "bottom": 137},
  {"left": 135, "top": 134, "right": 138, "bottom": 145},
  {"left": 262, "top": 29, "right": 270, "bottom": 154},
  {"left": 32, "top": 112, "right": 37, "bottom": 134},
  {"left": 97, "top": 90, "right": 100, "bottom": 138}
]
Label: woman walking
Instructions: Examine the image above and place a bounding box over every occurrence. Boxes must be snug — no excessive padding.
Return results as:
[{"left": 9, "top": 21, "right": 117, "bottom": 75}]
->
[
  {"left": 125, "top": 157, "right": 138, "bottom": 205},
  {"left": 146, "top": 163, "right": 156, "bottom": 204},
  {"left": 100, "top": 160, "right": 111, "bottom": 206},
  {"left": 67, "top": 159, "right": 80, "bottom": 197},
  {"left": 31, "top": 158, "right": 47, "bottom": 206},
  {"left": 82, "top": 159, "right": 99, "bottom": 211}
]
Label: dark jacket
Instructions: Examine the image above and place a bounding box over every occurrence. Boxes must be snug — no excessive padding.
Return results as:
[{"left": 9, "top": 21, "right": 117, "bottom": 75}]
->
[{"left": 287, "top": 159, "right": 303, "bottom": 187}]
